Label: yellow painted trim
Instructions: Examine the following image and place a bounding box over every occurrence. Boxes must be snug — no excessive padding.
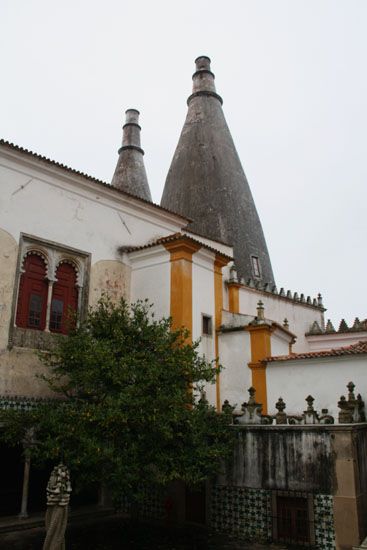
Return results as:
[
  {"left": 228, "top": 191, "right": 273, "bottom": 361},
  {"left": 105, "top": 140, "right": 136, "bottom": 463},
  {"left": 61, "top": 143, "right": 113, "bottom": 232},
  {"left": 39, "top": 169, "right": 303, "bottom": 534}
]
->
[
  {"left": 214, "top": 254, "right": 230, "bottom": 410},
  {"left": 246, "top": 324, "right": 272, "bottom": 414},
  {"left": 227, "top": 282, "right": 240, "bottom": 313},
  {"left": 164, "top": 238, "right": 201, "bottom": 342}
]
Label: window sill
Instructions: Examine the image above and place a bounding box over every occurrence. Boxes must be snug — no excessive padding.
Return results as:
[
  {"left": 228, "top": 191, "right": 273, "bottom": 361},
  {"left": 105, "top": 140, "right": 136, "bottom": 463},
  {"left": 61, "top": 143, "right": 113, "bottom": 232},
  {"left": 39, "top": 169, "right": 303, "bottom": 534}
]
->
[{"left": 10, "top": 327, "right": 65, "bottom": 351}]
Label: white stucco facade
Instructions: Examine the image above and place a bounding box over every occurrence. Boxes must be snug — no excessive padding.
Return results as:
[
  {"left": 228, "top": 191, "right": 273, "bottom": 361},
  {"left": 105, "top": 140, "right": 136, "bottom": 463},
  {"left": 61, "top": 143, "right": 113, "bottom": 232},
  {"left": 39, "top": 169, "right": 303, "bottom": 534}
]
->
[
  {"left": 218, "top": 330, "right": 252, "bottom": 410},
  {"left": 129, "top": 246, "right": 171, "bottom": 321},
  {"left": 238, "top": 285, "right": 324, "bottom": 352},
  {"left": 267, "top": 355, "right": 367, "bottom": 419}
]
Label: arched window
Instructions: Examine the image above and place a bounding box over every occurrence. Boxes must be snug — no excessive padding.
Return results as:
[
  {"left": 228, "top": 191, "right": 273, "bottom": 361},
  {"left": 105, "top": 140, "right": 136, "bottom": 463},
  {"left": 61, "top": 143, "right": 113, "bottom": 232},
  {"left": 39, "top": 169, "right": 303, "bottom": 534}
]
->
[
  {"left": 16, "top": 254, "right": 48, "bottom": 330},
  {"left": 49, "top": 263, "right": 78, "bottom": 334}
]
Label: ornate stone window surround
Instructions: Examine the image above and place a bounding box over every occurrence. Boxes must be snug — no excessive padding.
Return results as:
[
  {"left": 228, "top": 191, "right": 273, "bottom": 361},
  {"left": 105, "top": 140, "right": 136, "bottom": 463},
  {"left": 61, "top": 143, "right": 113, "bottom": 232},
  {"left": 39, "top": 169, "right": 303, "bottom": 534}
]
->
[{"left": 9, "top": 233, "right": 90, "bottom": 348}]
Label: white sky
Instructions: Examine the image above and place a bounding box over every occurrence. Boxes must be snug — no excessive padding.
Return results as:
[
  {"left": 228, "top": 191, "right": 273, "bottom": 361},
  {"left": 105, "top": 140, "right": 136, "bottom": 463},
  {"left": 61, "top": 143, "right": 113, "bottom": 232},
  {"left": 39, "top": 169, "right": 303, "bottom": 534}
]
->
[{"left": 1, "top": 0, "right": 366, "bottom": 326}]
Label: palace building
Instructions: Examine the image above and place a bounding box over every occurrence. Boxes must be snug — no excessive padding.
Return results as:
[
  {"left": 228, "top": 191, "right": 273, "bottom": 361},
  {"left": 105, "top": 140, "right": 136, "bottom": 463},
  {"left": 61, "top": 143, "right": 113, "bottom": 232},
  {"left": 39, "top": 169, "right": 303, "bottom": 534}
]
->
[{"left": 0, "top": 56, "right": 366, "bottom": 548}]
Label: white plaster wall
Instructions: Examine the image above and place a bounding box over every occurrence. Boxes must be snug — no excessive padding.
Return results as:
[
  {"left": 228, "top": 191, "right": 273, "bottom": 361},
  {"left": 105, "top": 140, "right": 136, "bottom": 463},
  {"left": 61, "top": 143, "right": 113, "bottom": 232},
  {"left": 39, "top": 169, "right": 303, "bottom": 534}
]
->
[
  {"left": 191, "top": 249, "right": 216, "bottom": 407},
  {"left": 0, "top": 155, "right": 184, "bottom": 266},
  {"left": 192, "top": 249, "right": 215, "bottom": 349},
  {"left": 271, "top": 330, "right": 291, "bottom": 357},
  {"left": 267, "top": 355, "right": 367, "bottom": 419},
  {"left": 306, "top": 332, "right": 367, "bottom": 351},
  {"left": 238, "top": 286, "right": 324, "bottom": 352},
  {"left": 218, "top": 330, "right": 252, "bottom": 410},
  {"left": 129, "top": 246, "right": 171, "bottom": 321}
]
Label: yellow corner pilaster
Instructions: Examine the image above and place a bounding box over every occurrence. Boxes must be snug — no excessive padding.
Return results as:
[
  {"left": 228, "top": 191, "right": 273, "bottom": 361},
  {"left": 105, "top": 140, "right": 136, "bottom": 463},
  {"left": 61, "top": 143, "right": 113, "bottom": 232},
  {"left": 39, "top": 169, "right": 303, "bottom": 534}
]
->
[{"left": 246, "top": 325, "right": 272, "bottom": 414}]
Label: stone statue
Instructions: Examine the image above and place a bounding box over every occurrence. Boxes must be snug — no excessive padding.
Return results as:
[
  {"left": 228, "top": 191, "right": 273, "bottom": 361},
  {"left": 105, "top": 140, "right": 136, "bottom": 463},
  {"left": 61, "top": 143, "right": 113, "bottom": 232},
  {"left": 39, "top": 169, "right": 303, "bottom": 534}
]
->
[{"left": 42, "top": 463, "right": 72, "bottom": 550}]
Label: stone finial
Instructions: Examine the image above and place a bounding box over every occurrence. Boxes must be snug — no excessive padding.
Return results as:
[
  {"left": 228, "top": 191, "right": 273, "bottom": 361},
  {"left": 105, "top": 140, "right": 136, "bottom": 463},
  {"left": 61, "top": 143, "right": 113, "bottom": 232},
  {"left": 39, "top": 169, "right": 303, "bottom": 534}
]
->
[
  {"left": 248, "top": 278, "right": 256, "bottom": 288},
  {"left": 347, "top": 381, "right": 355, "bottom": 401},
  {"left": 308, "top": 321, "right": 323, "bottom": 335},
  {"left": 237, "top": 387, "right": 264, "bottom": 425},
  {"left": 222, "top": 399, "right": 234, "bottom": 416},
  {"left": 276, "top": 397, "right": 286, "bottom": 413},
  {"left": 339, "top": 319, "right": 349, "bottom": 332},
  {"left": 317, "top": 293, "right": 324, "bottom": 307},
  {"left": 306, "top": 296, "right": 312, "bottom": 304},
  {"left": 303, "top": 395, "right": 319, "bottom": 424},
  {"left": 305, "top": 395, "right": 315, "bottom": 412},
  {"left": 283, "top": 318, "right": 289, "bottom": 329},
  {"left": 229, "top": 264, "right": 238, "bottom": 283},
  {"left": 275, "top": 397, "right": 287, "bottom": 424},
  {"left": 338, "top": 381, "right": 365, "bottom": 423},
  {"left": 257, "top": 301, "right": 265, "bottom": 321},
  {"left": 325, "top": 319, "right": 336, "bottom": 333},
  {"left": 286, "top": 290, "right": 292, "bottom": 299},
  {"left": 352, "top": 318, "right": 361, "bottom": 331},
  {"left": 300, "top": 293, "right": 305, "bottom": 303},
  {"left": 279, "top": 287, "right": 285, "bottom": 296}
]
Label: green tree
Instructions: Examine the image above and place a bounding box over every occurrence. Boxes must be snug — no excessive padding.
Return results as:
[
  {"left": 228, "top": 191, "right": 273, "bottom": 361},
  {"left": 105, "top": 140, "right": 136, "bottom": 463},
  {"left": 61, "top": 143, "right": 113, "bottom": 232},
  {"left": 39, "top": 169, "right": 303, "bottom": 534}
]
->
[{"left": 1, "top": 298, "right": 233, "bottom": 504}]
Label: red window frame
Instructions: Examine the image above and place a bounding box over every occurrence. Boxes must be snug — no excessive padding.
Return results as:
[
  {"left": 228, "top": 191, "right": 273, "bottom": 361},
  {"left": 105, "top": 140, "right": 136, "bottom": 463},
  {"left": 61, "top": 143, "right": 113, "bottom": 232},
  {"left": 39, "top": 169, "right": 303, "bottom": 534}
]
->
[
  {"left": 16, "top": 254, "right": 48, "bottom": 330},
  {"left": 49, "top": 263, "right": 78, "bottom": 335}
]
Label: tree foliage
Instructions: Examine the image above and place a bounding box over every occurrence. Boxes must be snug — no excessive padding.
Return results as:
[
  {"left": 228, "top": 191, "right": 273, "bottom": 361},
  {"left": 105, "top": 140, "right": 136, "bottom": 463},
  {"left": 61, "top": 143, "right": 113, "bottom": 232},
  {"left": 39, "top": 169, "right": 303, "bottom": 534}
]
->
[{"left": 1, "top": 298, "right": 233, "bottom": 503}]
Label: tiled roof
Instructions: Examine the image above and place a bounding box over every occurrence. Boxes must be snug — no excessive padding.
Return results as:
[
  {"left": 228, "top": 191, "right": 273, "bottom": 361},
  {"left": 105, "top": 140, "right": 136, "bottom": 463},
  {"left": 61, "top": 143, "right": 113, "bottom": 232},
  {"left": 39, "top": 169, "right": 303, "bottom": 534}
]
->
[
  {"left": 0, "top": 139, "right": 189, "bottom": 222},
  {"left": 124, "top": 232, "right": 233, "bottom": 260},
  {"left": 183, "top": 227, "right": 233, "bottom": 247},
  {"left": 264, "top": 340, "right": 367, "bottom": 363}
]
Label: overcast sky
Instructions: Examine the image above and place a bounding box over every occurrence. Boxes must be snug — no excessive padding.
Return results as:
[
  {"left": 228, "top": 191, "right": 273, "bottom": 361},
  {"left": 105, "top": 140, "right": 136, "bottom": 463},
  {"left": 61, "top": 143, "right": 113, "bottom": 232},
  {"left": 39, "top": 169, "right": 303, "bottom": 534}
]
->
[{"left": 1, "top": 0, "right": 366, "bottom": 326}]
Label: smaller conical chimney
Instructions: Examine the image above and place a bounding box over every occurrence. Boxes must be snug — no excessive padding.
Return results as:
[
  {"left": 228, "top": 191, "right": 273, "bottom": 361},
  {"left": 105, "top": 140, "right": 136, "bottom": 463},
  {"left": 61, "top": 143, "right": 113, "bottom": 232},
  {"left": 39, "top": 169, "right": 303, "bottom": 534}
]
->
[{"left": 111, "top": 109, "right": 152, "bottom": 201}]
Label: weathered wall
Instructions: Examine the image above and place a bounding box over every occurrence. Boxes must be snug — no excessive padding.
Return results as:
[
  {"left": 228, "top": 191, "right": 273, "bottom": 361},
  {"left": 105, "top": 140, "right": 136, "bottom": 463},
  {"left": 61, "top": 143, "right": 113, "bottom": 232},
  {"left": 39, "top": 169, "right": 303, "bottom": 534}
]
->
[
  {"left": 0, "top": 228, "right": 18, "bottom": 350},
  {"left": 354, "top": 428, "right": 367, "bottom": 543},
  {"left": 0, "top": 348, "right": 55, "bottom": 397},
  {"left": 219, "top": 426, "right": 335, "bottom": 493},
  {"left": 0, "top": 156, "right": 184, "bottom": 264},
  {"left": 89, "top": 260, "right": 131, "bottom": 306}
]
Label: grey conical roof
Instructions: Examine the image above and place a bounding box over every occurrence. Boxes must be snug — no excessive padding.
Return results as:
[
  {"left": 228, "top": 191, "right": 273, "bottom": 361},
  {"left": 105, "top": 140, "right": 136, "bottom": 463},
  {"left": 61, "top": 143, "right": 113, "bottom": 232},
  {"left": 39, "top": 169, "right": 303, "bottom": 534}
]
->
[
  {"left": 111, "top": 109, "right": 152, "bottom": 201},
  {"left": 161, "top": 57, "right": 275, "bottom": 284}
]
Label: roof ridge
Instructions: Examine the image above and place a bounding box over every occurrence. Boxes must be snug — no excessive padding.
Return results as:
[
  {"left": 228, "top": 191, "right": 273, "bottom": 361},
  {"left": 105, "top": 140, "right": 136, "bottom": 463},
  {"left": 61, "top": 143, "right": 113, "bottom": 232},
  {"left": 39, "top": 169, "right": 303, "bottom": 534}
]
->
[
  {"left": 123, "top": 232, "right": 233, "bottom": 260},
  {"left": 264, "top": 339, "right": 367, "bottom": 363}
]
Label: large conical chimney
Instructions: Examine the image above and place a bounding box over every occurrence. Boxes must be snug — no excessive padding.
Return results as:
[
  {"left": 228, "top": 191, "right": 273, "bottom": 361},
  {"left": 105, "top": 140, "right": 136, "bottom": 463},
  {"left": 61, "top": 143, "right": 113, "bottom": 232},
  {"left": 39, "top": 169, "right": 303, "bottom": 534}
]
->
[
  {"left": 111, "top": 109, "right": 152, "bottom": 201},
  {"left": 161, "top": 57, "right": 275, "bottom": 285}
]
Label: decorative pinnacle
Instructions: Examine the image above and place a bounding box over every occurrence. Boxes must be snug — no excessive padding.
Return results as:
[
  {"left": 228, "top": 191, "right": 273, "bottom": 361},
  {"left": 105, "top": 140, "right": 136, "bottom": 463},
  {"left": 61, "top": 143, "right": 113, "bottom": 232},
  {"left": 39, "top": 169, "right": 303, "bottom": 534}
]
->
[
  {"left": 305, "top": 395, "right": 315, "bottom": 412},
  {"left": 283, "top": 318, "right": 289, "bottom": 329},
  {"left": 275, "top": 397, "right": 286, "bottom": 413},
  {"left": 347, "top": 381, "right": 355, "bottom": 401},
  {"left": 257, "top": 301, "right": 265, "bottom": 321}
]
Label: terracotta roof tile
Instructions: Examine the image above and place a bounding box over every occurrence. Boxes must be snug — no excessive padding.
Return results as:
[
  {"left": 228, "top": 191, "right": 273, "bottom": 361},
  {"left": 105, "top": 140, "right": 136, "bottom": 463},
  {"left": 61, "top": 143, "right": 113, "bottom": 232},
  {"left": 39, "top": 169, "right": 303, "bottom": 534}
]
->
[
  {"left": 124, "top": 232, "right": 233, "bottom": 260},
  {"left": 263, "top": 340, "right": 367, "bottom": 363},
  {"left": 0, "top": 139, "right": 189, "bottom": 221}
]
